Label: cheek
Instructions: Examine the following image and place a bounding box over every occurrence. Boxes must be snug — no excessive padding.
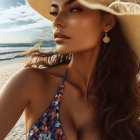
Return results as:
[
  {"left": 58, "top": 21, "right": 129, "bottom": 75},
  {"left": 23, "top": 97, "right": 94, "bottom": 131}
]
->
[{"left": 69, "top": 17, "right": 103, "bottom": 49}]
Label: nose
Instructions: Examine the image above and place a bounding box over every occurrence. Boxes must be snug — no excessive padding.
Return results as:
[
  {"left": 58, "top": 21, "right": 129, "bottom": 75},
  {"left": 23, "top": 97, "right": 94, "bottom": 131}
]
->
[
  {"left": 53, "top": 13, "right": 65, "bottom": 30},
  {"left": 53, "top": 22, "right": 64, "bottom": 30}
]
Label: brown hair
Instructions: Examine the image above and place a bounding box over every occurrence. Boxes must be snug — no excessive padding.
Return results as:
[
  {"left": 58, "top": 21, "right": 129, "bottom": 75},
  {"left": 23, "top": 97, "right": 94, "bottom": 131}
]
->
[
  {"left": 23, "top": 11, "right": 140, "bottom": 139},
  {"left": 93, "top": 12, "right": 140, "bottom": 139}
]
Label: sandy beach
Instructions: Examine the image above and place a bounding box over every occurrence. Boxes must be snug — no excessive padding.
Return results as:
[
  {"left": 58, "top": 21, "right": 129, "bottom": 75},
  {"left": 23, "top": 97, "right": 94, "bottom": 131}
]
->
[{"left": 0, "top": 60, "right": 26, "bottom": 140}]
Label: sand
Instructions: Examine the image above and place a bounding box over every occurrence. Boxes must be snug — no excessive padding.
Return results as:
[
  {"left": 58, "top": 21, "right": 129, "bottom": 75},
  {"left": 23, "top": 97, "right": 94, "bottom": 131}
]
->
[{"left": 0, "top": 60, "right": 26, "bottom": 140}]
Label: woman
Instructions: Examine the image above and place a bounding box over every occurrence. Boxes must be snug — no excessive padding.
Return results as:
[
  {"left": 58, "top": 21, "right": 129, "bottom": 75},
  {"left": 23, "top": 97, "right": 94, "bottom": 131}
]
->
[{"left": 0, "top": 0, "right": 140, "bottom": 139}]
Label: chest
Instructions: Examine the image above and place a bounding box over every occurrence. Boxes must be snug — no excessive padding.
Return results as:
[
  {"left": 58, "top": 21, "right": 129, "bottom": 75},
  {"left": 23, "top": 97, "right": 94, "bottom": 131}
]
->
[
  {"left": 58, "top": 87, "right": 101, "bottom": 140},
  {"left": 25, "top": 77, "right": 101, "bottom": 140}
]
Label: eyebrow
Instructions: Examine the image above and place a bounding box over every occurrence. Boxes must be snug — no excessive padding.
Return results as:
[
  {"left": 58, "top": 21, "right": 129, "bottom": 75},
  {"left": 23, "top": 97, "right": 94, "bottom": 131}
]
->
[{"left": 51, "top": 0, "right": 76, "bottom": 8}]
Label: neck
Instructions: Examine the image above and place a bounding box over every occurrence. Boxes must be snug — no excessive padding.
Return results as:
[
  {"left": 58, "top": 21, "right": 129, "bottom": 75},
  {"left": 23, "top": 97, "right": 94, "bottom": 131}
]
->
[{"left": 66, "top": 45, "right": 101, "bottom": 99}]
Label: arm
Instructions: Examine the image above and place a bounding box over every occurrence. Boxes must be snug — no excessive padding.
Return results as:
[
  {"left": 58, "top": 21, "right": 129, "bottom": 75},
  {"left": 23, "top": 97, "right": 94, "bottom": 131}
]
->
[{"left": 0, "top": 68, "right": 32, "bottom": 139}]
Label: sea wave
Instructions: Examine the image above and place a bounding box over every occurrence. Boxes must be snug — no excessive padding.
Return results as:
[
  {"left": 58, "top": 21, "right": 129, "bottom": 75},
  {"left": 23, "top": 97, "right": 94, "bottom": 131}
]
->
[{"left": 0, "top": 41, "right": 56, "bottom": 62}]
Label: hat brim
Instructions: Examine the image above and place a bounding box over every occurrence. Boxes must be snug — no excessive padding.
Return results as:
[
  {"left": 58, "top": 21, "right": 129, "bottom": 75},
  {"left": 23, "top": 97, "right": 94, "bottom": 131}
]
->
[
  {"left": 27, "top": 0, "right": 53, "bottom": 21},
  {"left": 28, "top": 0, "right": 140, "bottom": 21},
  {"left": 117, "top": 14, "right": 140, "bottom": 60}
]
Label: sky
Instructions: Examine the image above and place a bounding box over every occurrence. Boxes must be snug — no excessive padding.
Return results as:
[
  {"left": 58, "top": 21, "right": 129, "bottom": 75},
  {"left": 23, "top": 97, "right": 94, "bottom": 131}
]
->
[{"left": 0, "top": 0, "right": 53, "bottom": 43}]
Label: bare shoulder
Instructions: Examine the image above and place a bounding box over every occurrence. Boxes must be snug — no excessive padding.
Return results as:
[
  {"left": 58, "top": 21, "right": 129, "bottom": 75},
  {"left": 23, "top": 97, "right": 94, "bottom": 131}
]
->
[
  {"left": 0, "top": 67, "right": 47, "bottom": 104},
  {"left": 1, "top": 66, "right": 51, "bottom": 99},
  {"left": 21, "top": 64, "right": 68, "bottom": 100},
  {"left": 4, "top": 63, "right": 68, "bottom": 94},
  {"left": 3, "top": 67, "right": 48, "bottom": 91},
  {"left": 22, "top": 63, "right": 68, "bottom": 78},
  {"left": 20, "top": 63, "right": 68, "bottom": 83}
]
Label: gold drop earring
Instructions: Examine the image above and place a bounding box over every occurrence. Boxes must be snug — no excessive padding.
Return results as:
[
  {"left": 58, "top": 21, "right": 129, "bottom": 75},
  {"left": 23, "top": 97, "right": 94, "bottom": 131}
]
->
[{"left": 103, "top": 30, "right": 110, "bottom": 44}]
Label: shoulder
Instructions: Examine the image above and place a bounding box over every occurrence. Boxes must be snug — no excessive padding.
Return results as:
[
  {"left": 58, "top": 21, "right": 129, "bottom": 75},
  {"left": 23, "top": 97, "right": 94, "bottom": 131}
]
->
[
  {"left": 18, "top": 63, "right": 68, "bottom": 92},
  {"left": 8, "top": 63, "right": 67, "bottom": 86},
  {"left": 21, "top": 64, "right": 68, "bottom": 104},
  {"left": 6, "top": 67, "right": 47, "bottom": 88},
  {"left": 1, "top": 67, "right": 49, "bottom": 98},
  {"left": 10, "top": 64, "right": 68, "bottom": 93}
]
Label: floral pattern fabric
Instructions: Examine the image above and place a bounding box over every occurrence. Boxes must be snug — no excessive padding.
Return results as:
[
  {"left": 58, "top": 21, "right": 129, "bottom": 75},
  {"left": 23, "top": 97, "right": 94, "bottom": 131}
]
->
[{"left": 27, "top": 73, "right": 67, "bottom": 140}]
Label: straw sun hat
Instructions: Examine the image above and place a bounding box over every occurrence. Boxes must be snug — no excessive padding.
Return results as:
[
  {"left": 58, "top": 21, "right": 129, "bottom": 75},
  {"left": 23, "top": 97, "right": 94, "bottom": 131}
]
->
[{"left": 27, "top": 0, "right": 140, "bottom": 60}]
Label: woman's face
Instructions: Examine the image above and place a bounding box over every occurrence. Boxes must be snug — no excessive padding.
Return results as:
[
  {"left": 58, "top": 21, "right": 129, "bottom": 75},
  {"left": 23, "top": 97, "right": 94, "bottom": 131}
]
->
[{"left": 51, "top": 0, "right": 105, "bottom": 54}]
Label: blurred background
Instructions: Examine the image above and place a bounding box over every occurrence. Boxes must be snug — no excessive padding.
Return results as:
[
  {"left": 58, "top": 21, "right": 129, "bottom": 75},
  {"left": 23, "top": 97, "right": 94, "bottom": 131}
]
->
[{"left": 0, "top": 0, "right": 56, "bottom": 63}]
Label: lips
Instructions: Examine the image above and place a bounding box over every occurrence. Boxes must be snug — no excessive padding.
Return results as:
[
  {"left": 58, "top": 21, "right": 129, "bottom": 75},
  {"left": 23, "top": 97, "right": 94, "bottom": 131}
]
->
[{"left": 54, "top": 32, "right": 71, "bottom": 39}]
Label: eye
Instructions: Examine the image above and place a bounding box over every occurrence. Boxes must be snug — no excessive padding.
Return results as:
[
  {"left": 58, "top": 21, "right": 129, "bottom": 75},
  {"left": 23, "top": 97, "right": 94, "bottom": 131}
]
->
[
  {"left": 49, "top": 11, "right": 58, "bottom": 16},
  {"left": 70, "top": 7, "right": 82, "bottom": 13},
  {"left": 49, "top": 7, "right": 82, "bottom": 16}
]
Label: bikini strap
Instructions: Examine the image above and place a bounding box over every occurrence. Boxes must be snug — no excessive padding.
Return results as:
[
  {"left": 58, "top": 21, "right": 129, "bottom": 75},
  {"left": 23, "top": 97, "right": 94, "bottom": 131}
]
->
[{"left": 59, "top": 67, "right": 68, "bottom": 88}]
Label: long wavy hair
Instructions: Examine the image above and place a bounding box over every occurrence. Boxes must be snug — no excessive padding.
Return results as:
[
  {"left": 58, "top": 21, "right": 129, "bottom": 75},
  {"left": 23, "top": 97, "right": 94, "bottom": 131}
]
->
[{"left": 22, "top": 11, "right": 140, "bottom": 139}]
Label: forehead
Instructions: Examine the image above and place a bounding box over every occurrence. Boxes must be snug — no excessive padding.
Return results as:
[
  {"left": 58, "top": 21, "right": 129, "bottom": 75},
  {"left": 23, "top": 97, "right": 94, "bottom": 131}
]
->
[{"left": 51, "top": 0, "right": 77, "bottom": 8}]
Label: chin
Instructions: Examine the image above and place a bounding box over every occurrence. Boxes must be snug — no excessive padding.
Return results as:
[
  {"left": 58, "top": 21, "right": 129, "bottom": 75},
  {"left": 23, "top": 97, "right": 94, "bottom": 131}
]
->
[{"left": 56, "top": 47, "right": 71, "bottom": 55}]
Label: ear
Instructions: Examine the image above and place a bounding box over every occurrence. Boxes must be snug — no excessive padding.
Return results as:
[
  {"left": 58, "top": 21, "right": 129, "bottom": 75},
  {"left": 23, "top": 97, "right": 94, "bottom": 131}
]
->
[{"left": 103, "top": 14, "right": 117, "bottom": 32}]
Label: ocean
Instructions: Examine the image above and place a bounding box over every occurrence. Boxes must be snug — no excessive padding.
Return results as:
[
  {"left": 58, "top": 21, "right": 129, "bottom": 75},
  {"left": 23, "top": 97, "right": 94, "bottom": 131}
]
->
[{"left": 0, "top": 40, "right": 56, "bottom": 63}]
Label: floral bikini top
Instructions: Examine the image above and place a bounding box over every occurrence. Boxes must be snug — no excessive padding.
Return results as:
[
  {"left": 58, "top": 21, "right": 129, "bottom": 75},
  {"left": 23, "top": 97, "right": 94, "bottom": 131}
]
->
[{"left": 27, "top": 71, "right": 68, "bottom": 140}]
